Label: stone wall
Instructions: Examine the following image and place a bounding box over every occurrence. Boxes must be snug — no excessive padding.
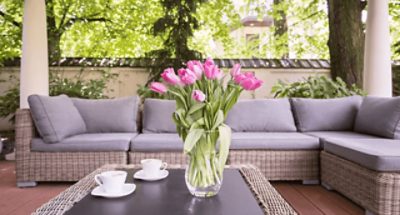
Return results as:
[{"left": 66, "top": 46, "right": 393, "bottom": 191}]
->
[{"left": 0, "top": 66, "right": 330, "bottom": 131}]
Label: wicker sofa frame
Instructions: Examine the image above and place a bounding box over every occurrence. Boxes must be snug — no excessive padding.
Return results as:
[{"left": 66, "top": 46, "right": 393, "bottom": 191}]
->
[
  {"left": 229, "top": 150, "right": 319, "bottom": 181},
  {"left": 321, "top": 151, "right": 400, "bottom": 215},
  {"left": 16, "top": 108, "right": 400, "bottom": 215},
  {"left": 16, "top": 108, "right": 319, "bottom": 184}
]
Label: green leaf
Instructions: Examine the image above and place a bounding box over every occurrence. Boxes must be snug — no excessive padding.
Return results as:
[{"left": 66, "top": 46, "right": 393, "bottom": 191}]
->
[
  {"left": 184, "top": 128, "right": 204, "bottom": 154},
  {"left": 212, "top": 109, "right": 224, "bottom": 130},
  {"left": 190, "top": 117, "right": 205, "bottom": 129},
  {"left": 218, "top": 124, "right": 231, "bottom": 174},
  {"left": 169, "top": 89, "right": 188, "bottom": 110},
  {"left": 188, "top": 103, "right": 205, "bottom": 115},
  {"left": 175, "top": 108, "right": 190, "bottom": 128}
]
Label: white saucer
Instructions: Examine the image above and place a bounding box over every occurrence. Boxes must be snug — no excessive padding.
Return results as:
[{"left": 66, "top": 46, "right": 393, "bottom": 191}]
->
[
  {"left": 91, "top": 183, "right": 136, "bottom": 198},
  {"left": 133, "top": 170, "right": 169, "bottom": 181}
]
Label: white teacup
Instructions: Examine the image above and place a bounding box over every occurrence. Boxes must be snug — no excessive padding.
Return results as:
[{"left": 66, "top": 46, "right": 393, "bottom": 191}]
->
[
  {"left": 141, "top": 159, "right": 168, "bottom": 178},
  {"left": 94, "top": 170, "right": 127, "bottom": 194}
]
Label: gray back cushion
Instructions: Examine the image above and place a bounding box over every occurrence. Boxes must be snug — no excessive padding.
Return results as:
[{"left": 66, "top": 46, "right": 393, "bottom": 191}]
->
[
  {"left": 143, "top": 99, "right": 176, "bottom": 133},
  {"left": 72, "top": 96, "right": 139, "bottom": 133},
  {"left": 354, "top": 96, "right": 400, "bottom": 139},
  {"left": 291, "top": 96, "right": 362, "bottom": 132},
  {"left": 225, "top": 99, "right": 296, "bottom": 132},
  {"left": 28, "top": 94, "right": 87, "bottom": 143}
]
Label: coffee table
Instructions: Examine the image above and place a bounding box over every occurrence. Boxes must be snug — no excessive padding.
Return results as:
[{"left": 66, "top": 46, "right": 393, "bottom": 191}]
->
[{"left": 33, "top": 164, "right": 297, "bottom": 215}]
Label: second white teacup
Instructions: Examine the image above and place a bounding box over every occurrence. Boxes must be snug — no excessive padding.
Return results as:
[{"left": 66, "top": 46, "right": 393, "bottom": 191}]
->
[
  {"left": 141, "top": 159, "right": 168, "bottom": 178},
  {"left": 94, "top": 170, "right": 127, "bottom": 194}
]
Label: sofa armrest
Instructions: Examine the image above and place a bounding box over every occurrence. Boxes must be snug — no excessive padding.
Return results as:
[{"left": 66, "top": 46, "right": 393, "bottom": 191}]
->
[
  {"left": 15, "top": 109, "right": 36, "bottom": 154},
  {"left": 15, "top": 109, "right": 37, "bottom": 182}
]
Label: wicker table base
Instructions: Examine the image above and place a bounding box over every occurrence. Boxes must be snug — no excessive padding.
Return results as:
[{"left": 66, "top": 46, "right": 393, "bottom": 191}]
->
[{"left": 33, "top": 164, "right": 297, "bottom": 215}]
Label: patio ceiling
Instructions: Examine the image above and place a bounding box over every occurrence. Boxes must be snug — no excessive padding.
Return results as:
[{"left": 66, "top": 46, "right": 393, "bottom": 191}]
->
[{"left": 19, "top": 0, "right": 393, "bottom": 109}]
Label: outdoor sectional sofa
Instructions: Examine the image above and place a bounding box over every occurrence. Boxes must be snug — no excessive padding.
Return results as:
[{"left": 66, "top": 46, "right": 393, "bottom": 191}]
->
[{"left": 15, "top": 95, "right": 400, "bottom": 215}]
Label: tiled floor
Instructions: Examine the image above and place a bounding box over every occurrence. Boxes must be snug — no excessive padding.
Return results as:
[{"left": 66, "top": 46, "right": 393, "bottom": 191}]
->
[{"left": 0, "top": 161, "right": 363, "bottom": 215}]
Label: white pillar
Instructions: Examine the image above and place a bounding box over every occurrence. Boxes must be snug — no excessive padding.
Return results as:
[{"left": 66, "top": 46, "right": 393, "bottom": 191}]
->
[
  {"left": 20, "top": 0, "right": 49, "bottom": 108},
  {"left": 363, "top": 0, "right": 392, "bottom": 97}
]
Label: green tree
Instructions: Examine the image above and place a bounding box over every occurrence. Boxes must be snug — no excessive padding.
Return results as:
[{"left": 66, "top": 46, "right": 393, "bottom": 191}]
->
[
  {"left": 0, "top": 0, "right": 22, "bottom": 64},
  {"left": 0, "top": 0, "right": 163, "bottom": 62},
  {"left": 327, "top": 0, "right": 365, "bottom": 87},
  {"left": 271, "top": 0, "right": 289, "bottom": 58},
  {"left": 1, "top": 0, "right": 400, "bottom": 61},
  {"left": 144, "top": 0, "right": 206, "bottom": 85},
  {"left": 391, "top": 1, "right": 400, "bottom": 59}
]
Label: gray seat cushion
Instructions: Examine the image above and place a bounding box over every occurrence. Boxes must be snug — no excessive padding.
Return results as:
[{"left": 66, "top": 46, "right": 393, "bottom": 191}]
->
[
  {"left": 31, "top": 133, "right": 137, "bottom": 152},
  {"left": 291, "top": 96, "right": 362, "bottom": 132},
  {"left": 230, "top": 132, "right": 320, "bottom": 150},
  {"left": 305, "top": 131, "right": 379, "bottom": 148},
  {"left": 130, "top": 134, "right": 183, "bottom": 152},
  {"left": 143, "top": 99, "right": 177, "bottom": 133},
  {"left": 354, "top": 96, "right": 400, "bottom": 139},
  {"left": 28, "top": 94, "right": 87, "bottom": 143},
  {"left": 306, "top": 131, "right": 379, "bottom": 140},
  {"left": 225, "top": 99, "right": 297, "bottom": 132},
  {"left": 72, "top": 96, "right": 139, "bottom": 133},
  {"left": 324, "top": 138, "right": 400, "bottom": 171}
]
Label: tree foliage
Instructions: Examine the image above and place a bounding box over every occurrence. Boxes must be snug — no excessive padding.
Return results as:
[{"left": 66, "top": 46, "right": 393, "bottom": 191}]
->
[
  {"left": 0, "top": 0, "right": 22, "bottom": 64},
  {"left": 144, "top": 0, "right": 205, "bottom": 86},
  {"left": 390, "top": 1, "right": 400, "bottom": 58},
  {"left": 1, "top": 0, "right": 400, "bottom": 62}
]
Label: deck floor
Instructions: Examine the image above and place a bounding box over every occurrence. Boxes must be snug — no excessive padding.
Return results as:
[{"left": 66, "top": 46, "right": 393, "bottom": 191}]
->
[{"left": 0, "top": 161, "right": 363, "bottom": 215}]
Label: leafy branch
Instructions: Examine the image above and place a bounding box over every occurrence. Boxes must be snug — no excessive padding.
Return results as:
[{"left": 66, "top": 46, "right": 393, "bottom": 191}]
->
[{"left": 0, "top": 10, "right": 21, "bottom": 28}]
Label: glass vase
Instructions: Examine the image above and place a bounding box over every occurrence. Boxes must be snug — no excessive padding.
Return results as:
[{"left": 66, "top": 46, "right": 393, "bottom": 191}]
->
[{"left": 184, "top": 131, "right": 223, "bottom": 197}]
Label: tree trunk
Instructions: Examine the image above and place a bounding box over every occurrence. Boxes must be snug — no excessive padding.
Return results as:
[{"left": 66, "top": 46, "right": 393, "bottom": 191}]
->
[
  {"left": 273, "top": 0, "right": 289, "bottom": 58},
  {"left": 327, "top": 0, "right": 364, "bottom": 87},
  {"left": 46, "top": 0, "right": 62, "bottom": 63},
  {"left": 47, "top": 29, "right": 62, "bottom": 63}
]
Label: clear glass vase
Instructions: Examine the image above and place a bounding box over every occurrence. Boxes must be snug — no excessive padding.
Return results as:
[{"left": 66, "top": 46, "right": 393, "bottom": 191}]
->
[{"left": 184, "top": 131, "right": 223, "bottom": 198}]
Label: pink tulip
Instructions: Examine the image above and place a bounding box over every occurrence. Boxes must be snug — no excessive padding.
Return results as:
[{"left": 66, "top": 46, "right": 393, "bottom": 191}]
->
[
  {"left": 240, "top": 77, "right": 263, "bottom": 91},
  {"left": 177, "top": 68, "right": 186, "bottom": 77},
  {"left": 230, "top": 64, "right": 241, "bottom": 77},
  {"left": 204, "top": 57, "right": 215, "bottom": 67},
  {"left": 192, "top": 90, "right": 206, "bottom": 102},
  {"left": 204, "top": 64, "right": 222, "bottom": 80},
  {"left": 187, "top": 60, "right": 203, "bottom": 79},
  {"left": 244, "top": 71, "right": 254, "bottom": 78},
  {"left": 161, "top": 68, "right": 181, "bottom": 85},
  {"left": 150, "top": 82, "right": 168, "bottom": 94},
  {"left": 233, "top": 74, "right": 246, "bottom": 84},
  {"left": 178, "top": 68, "right": 197, "bottom": 85}
]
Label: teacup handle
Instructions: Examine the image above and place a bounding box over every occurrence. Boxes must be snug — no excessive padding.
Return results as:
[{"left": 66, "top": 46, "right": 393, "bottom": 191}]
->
[
  {"left": 94, "top": 174, "right": 103, "bottom": 186},
  {"left": 161, "top": 162, "right": 168, "bottom": 171}
]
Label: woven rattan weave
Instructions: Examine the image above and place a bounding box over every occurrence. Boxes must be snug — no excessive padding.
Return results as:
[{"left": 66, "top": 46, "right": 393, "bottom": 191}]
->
[{"left": 321, "top": 151, "right": 400, "bottom": 215}]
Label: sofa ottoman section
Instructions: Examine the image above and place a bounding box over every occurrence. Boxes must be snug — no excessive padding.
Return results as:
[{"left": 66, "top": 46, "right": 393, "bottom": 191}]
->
[
  {"left": 304, "top": 131, "right": 379, "bottom": 148},
  {"left": 323, "top": 139, "right": 400, "bottom": 172},
  {"left": 321, "top": 151, "right": 400, "bottom": 215}
]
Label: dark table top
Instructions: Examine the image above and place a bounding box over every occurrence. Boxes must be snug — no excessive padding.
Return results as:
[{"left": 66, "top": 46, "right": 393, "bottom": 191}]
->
[{"left": 65, "top": 169, "right": 264, "bottom": 215}]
